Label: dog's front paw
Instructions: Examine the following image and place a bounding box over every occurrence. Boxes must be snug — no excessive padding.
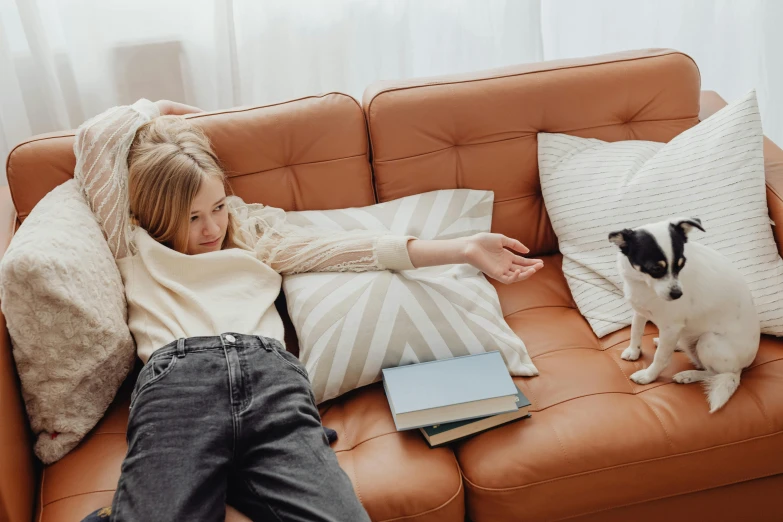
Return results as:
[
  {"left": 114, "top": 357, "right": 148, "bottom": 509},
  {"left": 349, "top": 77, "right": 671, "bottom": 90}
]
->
[
  {"left": 621, "top": 345, "right": 641, "bottom": 361},
  {"left": 630, "top": 368, "right": 657, "bottom": 385}
]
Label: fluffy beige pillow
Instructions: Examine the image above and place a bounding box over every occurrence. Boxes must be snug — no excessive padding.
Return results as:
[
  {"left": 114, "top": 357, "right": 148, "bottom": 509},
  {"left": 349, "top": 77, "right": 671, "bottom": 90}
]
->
[
  {"left": 283, "top": 189, "right": 538, "bottom": 405},
  {"left": 0, "top": 180, "right": 134, "bottom": 464}
]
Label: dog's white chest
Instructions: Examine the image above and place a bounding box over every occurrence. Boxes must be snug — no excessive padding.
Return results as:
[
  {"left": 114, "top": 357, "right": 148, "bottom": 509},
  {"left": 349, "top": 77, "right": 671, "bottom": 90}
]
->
[{"left": 624, "top": 282, "right": 657, "bottom": 318}]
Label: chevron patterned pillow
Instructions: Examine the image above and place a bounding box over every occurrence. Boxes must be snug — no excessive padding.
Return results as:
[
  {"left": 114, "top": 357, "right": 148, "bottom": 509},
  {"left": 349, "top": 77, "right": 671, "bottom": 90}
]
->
[{"left": 283, "top": 189, "right": 538, "bottom": 405}]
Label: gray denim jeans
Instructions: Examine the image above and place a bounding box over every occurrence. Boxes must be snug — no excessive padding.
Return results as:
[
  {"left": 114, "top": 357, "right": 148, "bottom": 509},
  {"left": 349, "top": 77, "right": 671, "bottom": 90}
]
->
[{"left": 110, "top": 333, "right": 371, "bottom": 522}]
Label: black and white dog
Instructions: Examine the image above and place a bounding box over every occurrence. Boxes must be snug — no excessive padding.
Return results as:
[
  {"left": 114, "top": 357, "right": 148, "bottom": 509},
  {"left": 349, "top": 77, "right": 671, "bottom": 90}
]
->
[{"left": 608, "top": 217, "right": 759, "bottom": 413}]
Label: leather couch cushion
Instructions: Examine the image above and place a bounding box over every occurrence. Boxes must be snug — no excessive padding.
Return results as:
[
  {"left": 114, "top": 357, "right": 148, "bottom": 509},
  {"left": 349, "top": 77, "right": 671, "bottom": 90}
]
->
[
  {"left": 38, "top": 373, "right": 464, "bottom": 522},
  {"left": 363, "top": 49, "right": 701, "bottom": 256},
  {"left": 456, "top": 255, "right": 783, "bottom": 521}
]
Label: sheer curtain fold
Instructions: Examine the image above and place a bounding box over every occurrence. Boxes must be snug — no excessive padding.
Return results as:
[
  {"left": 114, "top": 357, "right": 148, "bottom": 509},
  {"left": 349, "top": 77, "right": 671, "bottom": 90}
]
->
[
  {"left": 0, "top": 0, "right": 780, "bottom": 185},
  {"left": 0, "top": 0, "right": 543, "bottom": 183}
]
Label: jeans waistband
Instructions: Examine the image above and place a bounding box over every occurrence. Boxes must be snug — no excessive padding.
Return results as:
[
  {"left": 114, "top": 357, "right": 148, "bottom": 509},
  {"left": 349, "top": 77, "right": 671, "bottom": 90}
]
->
[{"left": 150, "top": 333, "right": 282, "bottom": 361}]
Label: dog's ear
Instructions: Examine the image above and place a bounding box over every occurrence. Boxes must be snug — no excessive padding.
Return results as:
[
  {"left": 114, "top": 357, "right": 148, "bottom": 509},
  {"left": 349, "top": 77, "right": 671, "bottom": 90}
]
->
[
  {"left": 608, "top": 229, "right": 635, "bottom": 253},
  {"left": 671, "top": 217, "right": 705, "bottom": 240}
]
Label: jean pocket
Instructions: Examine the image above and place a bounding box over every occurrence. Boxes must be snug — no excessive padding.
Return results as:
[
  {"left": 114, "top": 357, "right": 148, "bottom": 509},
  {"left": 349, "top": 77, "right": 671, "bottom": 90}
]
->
[
  {"left": 130, "top": 352, "right": 179, "bottom": 410},
  {"left": 270, "top": 344, "right": 310, "bottom": 381}
]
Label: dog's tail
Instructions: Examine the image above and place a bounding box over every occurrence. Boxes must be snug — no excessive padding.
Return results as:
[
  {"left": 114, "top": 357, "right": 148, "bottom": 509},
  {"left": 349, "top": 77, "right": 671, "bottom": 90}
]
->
[{"left": 704, "top": 372, "right": 741, "bottom": 413}]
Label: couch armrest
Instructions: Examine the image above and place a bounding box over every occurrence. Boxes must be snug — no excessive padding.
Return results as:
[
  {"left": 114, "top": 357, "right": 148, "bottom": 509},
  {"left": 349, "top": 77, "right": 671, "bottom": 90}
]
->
[
  {"left": 0, "top": 185, "right": 35, "bottom": 522},
  {"left": 700, "top": 90, "right": 783, "bottom": 256}
]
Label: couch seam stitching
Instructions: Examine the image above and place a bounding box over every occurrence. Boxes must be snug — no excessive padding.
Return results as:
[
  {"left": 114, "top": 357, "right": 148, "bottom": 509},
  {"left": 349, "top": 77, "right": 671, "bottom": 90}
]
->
[
  {"left": 42, "top": 488, "right": 116, "bottom": 508},
  {"left": 333, "top": 430, "right": 399, "bottom": 453},
  {"left": 461, "top": 428, "right": 783, "bottom": 493},
  {"left": 552, "top": 471, "right": 781, "bottom": 521},
  {"left": 225, "top": 152, "right": 368, "bottom": 179},
  {"left": 503, "top": 304, "right": 577, "bottom": 318},
  {"left": 636, "top": 394, "right": 676, "bottom": 451},
  {"left": 549, "top": 422, "right": 573, "bottom": 467},
  {"left": 604, "top": 349, "right": 635, "bottom": 394},
  {"left": 372, "top": 115, "right": 699, "bottom": 165},
  {"left": 741, "top": 382, "right": 774, "bottom": 433}
]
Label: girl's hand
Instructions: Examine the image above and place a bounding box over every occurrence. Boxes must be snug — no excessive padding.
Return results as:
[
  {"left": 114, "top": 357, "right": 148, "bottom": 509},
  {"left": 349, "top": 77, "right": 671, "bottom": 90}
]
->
[
  {"left": 462, "top": 233, "right": 544, "bottom": 284},
  {"left": 406, "top": 234, "right": 544, "bottom": 284},
  {"left": 155, "top": 99, "right": 204, "bottom": 116}
]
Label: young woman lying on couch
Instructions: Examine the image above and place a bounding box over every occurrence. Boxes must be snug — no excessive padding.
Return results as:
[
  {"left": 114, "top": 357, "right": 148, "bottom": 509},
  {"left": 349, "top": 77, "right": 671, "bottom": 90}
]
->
[{"left": 76, "top": 98, "right": 544, "bottom": 522}]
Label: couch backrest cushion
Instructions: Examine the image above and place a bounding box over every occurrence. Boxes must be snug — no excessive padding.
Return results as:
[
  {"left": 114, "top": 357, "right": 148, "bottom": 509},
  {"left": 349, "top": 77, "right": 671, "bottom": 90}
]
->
[
  {"left": 6, "top": 93, "right": 374, "bottom": 224},
  {"left": 362, "top": 49, "right": 701, "bottom": 255}
]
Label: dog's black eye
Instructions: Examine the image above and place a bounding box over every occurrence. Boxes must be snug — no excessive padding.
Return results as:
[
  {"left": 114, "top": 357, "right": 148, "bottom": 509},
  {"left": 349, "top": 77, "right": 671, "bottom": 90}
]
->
[{"left": 647, "top": 265, "right": 666, "bottom": 277}]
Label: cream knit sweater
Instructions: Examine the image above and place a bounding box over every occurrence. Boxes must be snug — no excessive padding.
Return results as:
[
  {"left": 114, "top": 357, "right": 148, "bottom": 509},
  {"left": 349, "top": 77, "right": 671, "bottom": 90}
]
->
[{"left": 74, "top": 99, "right": 414, "bottom": 362}]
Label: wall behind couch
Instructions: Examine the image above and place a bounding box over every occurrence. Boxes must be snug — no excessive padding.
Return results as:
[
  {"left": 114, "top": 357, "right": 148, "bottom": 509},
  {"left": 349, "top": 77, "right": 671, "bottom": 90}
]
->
[{"left": 1, "top": 0, "right": 780, "bottom": 185}]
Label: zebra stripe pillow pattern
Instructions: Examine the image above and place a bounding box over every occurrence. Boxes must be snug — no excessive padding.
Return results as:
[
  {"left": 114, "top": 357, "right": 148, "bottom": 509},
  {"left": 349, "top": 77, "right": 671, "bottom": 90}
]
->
[
  {"left": 538, "top": 90, "right": 783, "bottom": 337},
  {"left": 283, "top": 189, "right": 538, "bottom": 404}
]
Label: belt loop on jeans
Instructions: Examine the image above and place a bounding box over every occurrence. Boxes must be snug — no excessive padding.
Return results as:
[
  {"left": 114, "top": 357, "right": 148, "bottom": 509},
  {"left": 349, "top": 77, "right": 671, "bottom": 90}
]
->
[
  {"left": 255, "top": 335, "right": 270, "bottom": 351},
  {"left": 176, "top": 337, "right": 186, "bottom": 358}
]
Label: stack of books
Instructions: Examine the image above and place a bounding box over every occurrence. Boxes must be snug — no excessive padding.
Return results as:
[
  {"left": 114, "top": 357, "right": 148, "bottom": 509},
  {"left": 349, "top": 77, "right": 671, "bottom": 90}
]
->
[{"left": 382, "top": 351, "right": 531, "bottom": 447}]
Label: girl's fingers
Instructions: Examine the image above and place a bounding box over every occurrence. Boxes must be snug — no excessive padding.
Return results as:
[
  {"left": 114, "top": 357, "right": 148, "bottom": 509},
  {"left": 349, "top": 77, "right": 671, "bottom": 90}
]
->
[
  {"left": 512, "top": 256, "right": 544, "bottom": 267},
  {"left": 501, "top": 235, "right": 529, "bottom": 254}
]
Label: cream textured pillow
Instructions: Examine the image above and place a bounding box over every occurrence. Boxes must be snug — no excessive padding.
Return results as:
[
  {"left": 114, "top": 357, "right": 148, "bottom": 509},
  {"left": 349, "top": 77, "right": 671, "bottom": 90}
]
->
[
  {"left": 538, "top": 90, "right": 783, "bottom": 337},
  {"left": 0, "top": 180, "right": 134, "bottom": 464},
  {"left": 283, "top": 189, "right": 538, "bottom": 404}
]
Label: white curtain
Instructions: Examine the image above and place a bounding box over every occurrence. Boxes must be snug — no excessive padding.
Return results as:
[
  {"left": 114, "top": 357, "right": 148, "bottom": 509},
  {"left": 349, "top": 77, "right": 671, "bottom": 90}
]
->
[{"left": 1, "top": 0, "right": 781, "bottom": 184}]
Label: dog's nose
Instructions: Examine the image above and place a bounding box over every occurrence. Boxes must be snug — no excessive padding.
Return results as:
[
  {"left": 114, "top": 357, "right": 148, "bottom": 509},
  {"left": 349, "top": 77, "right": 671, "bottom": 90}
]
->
[{"left": 669, "top": 288, "right": 683, "bottom": 300}]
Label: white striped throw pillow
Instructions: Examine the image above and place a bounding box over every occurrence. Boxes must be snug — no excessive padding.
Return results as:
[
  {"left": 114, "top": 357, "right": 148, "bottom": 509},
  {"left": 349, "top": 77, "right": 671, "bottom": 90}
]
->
[
  {"left": 538, "top": 90, "right": 783, "bottom": 338},
  {"left": 283, "top": 189, "right": 538, "bottom": 404}
]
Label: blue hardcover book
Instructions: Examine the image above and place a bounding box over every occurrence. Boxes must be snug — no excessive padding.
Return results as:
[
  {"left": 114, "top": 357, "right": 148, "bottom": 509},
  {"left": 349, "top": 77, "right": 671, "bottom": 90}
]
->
[{"left": 382, "top": 351, "right": 519, "bottom": 431}]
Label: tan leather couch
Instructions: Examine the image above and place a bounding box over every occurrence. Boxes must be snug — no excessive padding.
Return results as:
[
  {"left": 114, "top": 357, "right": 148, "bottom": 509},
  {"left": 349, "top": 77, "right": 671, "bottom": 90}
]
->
[{"left": 2, "top": 49, "right": 783, "bottom": 522}]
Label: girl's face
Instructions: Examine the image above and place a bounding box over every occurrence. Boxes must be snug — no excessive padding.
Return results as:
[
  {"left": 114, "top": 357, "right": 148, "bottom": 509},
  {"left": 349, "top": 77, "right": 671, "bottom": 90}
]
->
[{"left": 186, "top": 176, "right": 228, "bottom": 255}]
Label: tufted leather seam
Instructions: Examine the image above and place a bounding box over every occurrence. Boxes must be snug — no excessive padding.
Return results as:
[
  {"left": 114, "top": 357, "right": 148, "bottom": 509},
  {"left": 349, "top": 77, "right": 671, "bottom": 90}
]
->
[
  {"left": 372, "top": 114, "right": 699, "bottom": 165},
  {"left": 530, "top": 346, "right": 609, "bottom": 362},
  {"left": 744, "top": 357, "right": 783, "bottom": 371},
  {"left": 224, "top": 152, "right": 368, "bottom": 180},
  {"left": 547, "top": 422, "right": 573, "bottom": 468},
  {"left": 42, "top": 488, "right": 116, "bottom": 507},
  {"left": 461, "top": 428, "right": 783, "bottom": 493},
  {"left": 529, "top": 390, "right": 661, "bottom": 414},
  {"left": 338, "top": 400, "right": 350, "bottom": 450},
  {"left": 344, "top": 449, "right": 365, "bottom": 508},
  {"left": 600, "top": 332, "right": 657, "bottom": 352},
  {"left": 553, "top": 471, "right": 782, "bottom": 521},
  {"left": 333, "top": 430, "right": 399, "bottom": 453},
  {"left": 603, "top": 348, "right": 635, "bottom": 394},
  {"left": 37, "top": 467, "right": 45, "bottom": 522},
  {"left": 635, "top": 394, "right": 676, "bottom": 451},
  {"left": 740, "top": 382, "right": 775, "bottom": 433},
  {"left": 476, "top": 356, "right": 783, "bottom": 414},
  {"left": 379, "top": 456, "right": 464, "bottom": 522},
  {"left": 187, "top": 92, "right": 361, "bottom": 121},
  {"left": 503, "top": 304, "right": 578, "bottom": 319}
]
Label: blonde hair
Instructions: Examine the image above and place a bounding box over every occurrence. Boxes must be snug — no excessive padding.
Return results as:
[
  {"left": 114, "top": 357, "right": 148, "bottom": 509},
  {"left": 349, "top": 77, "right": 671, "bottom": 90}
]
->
[{"left": 128, "top": 115, "right": 236, "bottom": 253}]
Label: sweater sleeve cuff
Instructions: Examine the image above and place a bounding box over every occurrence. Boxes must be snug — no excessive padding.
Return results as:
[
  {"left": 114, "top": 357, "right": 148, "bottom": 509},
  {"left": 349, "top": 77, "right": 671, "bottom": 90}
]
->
[
  {"left": 377, "top": 235, "right": 416, "bottom": 271},
  {"left": 131, "top": 98, "right": 160, "bottom": 121}
]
